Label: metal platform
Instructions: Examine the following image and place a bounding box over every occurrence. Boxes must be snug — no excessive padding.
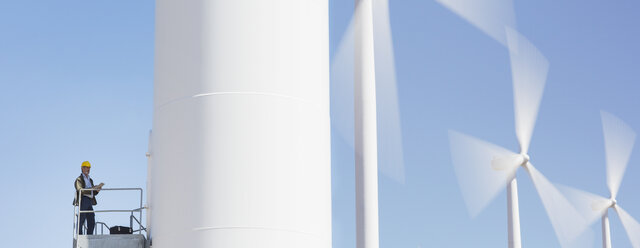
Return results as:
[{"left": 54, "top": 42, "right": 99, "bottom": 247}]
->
[
  {"left": 73, "top": 188, "right": 150, "bottom": 248},
  {"left": 74, "top": 234, "right": 146, "bottom": 248}
]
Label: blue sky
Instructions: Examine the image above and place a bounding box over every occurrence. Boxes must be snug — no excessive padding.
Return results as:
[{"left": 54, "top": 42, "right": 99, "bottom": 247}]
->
[{"left": 1, "top": 0, "right": 639, "bottom": 247}]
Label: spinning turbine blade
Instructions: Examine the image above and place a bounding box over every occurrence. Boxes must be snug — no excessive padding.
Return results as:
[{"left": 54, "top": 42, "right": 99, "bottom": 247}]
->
[
  {"left": 526, "top": 164, "right": 592, "bottom": 248},
  {"left": 614, "top": 205, "right": 640, "bottom": 248},
  {"left": 448, "top": 130, "right": 518, "bottom": 218},
  {"left": 556, "top": 184, "right": 610, "bottom": 226},
  {"left": 434, "top": 0, "right": 516, "bottom": 46},
  {"left": 601, "top": 111, "right": 637, "bottom": 199},
  {"left": 330, "top": 1, "right": 406, "bottom": 183},
  {"left": 330, "top": 13, "right": 356, "bottom": 150},
  {"left": 373, "top": 0, "right": 405, "bottom": 183},
  {"left": 505, "top": 28, "right": 549, "bottom": 154}
]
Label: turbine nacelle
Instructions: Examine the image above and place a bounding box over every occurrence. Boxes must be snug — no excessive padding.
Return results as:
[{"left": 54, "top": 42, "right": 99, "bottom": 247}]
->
[
  {"left": 591, "top": 198, "right": 618, "bottom": 211},
  {"left": 491, "top": 153, "right": 530, "bottom": 171}
]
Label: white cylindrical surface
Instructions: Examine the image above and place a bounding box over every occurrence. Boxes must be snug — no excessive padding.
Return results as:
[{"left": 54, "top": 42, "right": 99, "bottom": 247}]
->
[
  {"left": 151, "top": 1, "right": 331, "bottom": 247},
  {"left": 507, "top": 177, "right": 522, "bottom": 248},
  {"left": 145, "top": 130, "right": 153, "bottom": 242},
  {"left": 354, "top": 0, "right": 380, "bottom": 247},
  {"left": 602, "top": 211, "right": 612, "bottom": 248}
]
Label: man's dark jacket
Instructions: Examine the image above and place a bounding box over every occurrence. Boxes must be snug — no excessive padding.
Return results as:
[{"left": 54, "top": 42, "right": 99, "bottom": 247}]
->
[{"left": 73, "top": 174, "right": 99, "bottom": 206}]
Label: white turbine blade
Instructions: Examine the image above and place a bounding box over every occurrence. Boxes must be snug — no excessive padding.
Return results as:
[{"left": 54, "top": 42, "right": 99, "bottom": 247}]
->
[
  {"left": 526, "top": 164, "right": 592, "bottom": 248},
  {"left": 330, "top": 12, "right": 356, "bottom": 150},
  {"left": 448, "top": 130, "right": 518, "bottom": 218},
  {"left": 434, "top": 0, "right": 516, "bottom": 46},
  {"left": 505, "top": 28, "right": 549, "bottom": 154},
  {"left": 614, "top": 205, "right": 640, "bottom": 248},
  {"left": 556, "top": 184, "right": 610, "bottom": 226},
  {"left": 601, "top": 110, "right": 637, "bottom": 199},
  {"left": 373, "top": 0, "right": 405, "bottom": 184}
]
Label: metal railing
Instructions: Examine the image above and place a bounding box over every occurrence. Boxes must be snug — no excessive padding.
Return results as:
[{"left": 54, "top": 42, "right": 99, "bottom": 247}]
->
[
  {"left": 72, "top": 188, "right": 146, "bottom": 243},
  {"left": 95, "top": 222, "right": 110, "bottom": 235}
]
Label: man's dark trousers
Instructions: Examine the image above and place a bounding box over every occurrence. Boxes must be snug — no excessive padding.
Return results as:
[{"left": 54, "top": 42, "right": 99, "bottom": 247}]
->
[{"left": 79, "top": 196, "right": 95, "bottom": 235}]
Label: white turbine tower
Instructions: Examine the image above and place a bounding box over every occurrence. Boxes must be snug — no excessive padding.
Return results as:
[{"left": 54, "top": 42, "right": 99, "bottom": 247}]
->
[
  {"left": 353, "top": 1, "right": 382, "bottom": 247},
  {"left": 332, "top": 0, "right": 404, "bottom": 247},
  {"left": 559, "top": 111, "right": 640, "bottom": 248},
  {"left": 150, "top": 1, "right": 332, "bottom": 247}
]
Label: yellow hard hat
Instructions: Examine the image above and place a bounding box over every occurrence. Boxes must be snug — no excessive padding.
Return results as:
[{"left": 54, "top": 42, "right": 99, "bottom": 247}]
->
[{"left": 81, "top": 161, "right": 91, "bottom": 168}]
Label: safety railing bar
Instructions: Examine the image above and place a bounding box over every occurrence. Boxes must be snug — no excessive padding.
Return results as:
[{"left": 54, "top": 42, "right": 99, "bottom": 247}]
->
[
  {"left": 79, "top": 187, "right": 143, "bottom": 192},
  {"left": 79, "top": 209, "right": 143, "bottom": 212},
  {"left": 131, "top": 228, "right": 146, "bottom": 233},
  {"left": 80, "top": 209, "right": 143, "bottom": 213},
  {"left": 130, "top": 214, "right": 146, "bottom": 234},
  {"left": 95, "top": 222, "right": 109, "bottom": 235},
  {"left": 131, "top": 215, "right": 142, "bottom": 223},
  {"left": 81, "top": 208, "right": 143, "bottom": 213},
  {"left": 72, "top": 205, "right": 78, "bottom": 241},
  {"left": 131, "top": 216, "right": 144, "bottom": 228}
]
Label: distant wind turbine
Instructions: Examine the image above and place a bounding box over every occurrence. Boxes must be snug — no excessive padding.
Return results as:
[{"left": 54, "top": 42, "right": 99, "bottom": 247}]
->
[
  {"left": 559, "top": 111, "right": 640, "bottom": 248},
  {"left": 438, "top": 0, "right": 591, "bottom": 247}
]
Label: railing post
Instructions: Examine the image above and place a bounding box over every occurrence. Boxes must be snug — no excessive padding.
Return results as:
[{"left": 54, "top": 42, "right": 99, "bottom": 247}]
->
[
  {"left": 139, "top": 188, "right": 143, "bottom": 235},
  {"left": 130, "top": 213, "right": 134, "bottom": 231},
  {"left": 78, "top": 189, "right": 82, "bottom": 238}
]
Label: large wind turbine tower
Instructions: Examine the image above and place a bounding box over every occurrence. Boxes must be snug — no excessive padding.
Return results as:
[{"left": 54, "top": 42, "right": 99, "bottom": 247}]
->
[{"left": 148, "top": 1, "right": 332, "bottom": 247}]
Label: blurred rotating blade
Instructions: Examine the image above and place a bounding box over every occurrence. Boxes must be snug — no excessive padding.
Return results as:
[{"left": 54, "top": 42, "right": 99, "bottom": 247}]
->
[
  {"left": 330, "top": 11, "right": 356, "bottom": 151},
  {"left": 525, "top": 163, "right": 592, "bottom": 248},
  {"left": 601, "top": 110, "right": 637, "bottom": 199},
  {"left": 448, "top": 130, "right": 518, "bottom": 218},
  {"left": 556, "top": 184, "right": 610, "bottom": 226},
  {"left": 373, "top": 0, "right": 405, "bottom": 183},
  {"left": 434, "top": 0, "right": 516, "bottom": 46},
  {"left": 614, "top": 205, "right": 640, "bottom": 248},
  {"left": 505, "top": 27, "right": 549, "bottom": 154},
  {"left": 330, "top": 1, "right": 405, "bottom": 183}
]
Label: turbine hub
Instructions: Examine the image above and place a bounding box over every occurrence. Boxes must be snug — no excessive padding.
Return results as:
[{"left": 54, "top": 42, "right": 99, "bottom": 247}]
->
[
  {"left": 611, "top": 199, "right": 617, "bottom": 207},
  {"left": 520, "top": 153, "right": 530, "bottom": 166}
]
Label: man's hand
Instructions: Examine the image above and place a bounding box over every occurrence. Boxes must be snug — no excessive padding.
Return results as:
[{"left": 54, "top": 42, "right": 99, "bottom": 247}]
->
[{"left": 94, "top": 183, "right": 105, "bottom": 192}]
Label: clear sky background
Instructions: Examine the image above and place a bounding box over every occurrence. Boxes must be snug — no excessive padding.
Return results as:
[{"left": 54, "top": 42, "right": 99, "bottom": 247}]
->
[{"left": 1, "top": 0, "right": 639, "bottom": 247}]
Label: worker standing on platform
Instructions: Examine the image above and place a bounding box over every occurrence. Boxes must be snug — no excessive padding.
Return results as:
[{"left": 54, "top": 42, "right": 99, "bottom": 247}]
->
[{"left": 73, "top": 161, "right": 104, "bottom": 235}]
